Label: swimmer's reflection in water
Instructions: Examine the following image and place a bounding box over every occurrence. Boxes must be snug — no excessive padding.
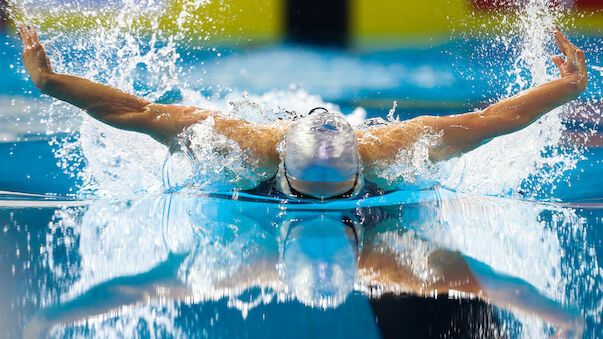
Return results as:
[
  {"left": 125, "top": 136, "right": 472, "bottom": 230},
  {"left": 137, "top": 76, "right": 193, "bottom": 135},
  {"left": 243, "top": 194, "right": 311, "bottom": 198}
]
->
[
  {"left": 25, "top": 194, "right": 583, "bottom": 338},
  {"left": 18, "top": 24, "right": 588, "bottom": 200}
]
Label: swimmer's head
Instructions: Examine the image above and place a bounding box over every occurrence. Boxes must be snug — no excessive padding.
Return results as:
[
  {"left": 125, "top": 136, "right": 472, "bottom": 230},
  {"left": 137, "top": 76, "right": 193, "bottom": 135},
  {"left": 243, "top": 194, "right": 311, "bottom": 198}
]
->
[{"left": 282, "top": 108, "right": 361, "bottom": 199}]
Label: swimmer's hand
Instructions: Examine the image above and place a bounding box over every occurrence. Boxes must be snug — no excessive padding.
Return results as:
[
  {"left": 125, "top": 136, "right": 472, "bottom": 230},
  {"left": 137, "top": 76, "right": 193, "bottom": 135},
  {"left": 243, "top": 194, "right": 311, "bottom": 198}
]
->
[
  {"left": 551, "top": 27, "right": 587, "bottom": 96},
  {"left": 370, "top": 27, "right": 590, "bottom": 163},
  {"left": 18, "top": 24, "right": 53, "bottom": 90}
]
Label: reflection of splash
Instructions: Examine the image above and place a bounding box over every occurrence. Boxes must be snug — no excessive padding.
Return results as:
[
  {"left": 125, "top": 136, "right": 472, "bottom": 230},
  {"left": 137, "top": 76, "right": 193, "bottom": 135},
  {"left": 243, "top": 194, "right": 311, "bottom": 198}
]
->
[
  {"left": 408, "top": 190, "right": 594, "bottom": 338},
  {"left": 49, "top": 303, "right": 183, "bottom": 338},
  {"left": 372, "top": 229, "right": 439, "bottom": 284},
  {"left": 44, "top": 195, "right": 279, "bottom": 306},
  {"left": 413, "top": 193, "right": 565, "bottom": 296},
  {"left": 38, "top": 189, "right": 600, "bottom": 337},
  {"left": 55, "top": 197, "right": 173, "bottom": 302}
]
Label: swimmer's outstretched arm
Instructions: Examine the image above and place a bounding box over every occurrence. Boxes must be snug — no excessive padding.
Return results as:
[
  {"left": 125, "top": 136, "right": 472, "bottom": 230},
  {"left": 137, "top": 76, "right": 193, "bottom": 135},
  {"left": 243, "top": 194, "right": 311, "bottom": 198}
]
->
[
  {"left": 358, "top": 28, "right": 588, "bottom": 163},
  {"left": 18, "top": 24, "right": 286, "bottom": 168}
]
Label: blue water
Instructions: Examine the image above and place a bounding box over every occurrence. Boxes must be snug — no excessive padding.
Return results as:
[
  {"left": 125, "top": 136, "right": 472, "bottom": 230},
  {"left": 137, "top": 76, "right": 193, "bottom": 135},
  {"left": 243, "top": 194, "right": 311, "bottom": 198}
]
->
[{"left": 0, "top": 31, "right": 602, "bottom": 339}]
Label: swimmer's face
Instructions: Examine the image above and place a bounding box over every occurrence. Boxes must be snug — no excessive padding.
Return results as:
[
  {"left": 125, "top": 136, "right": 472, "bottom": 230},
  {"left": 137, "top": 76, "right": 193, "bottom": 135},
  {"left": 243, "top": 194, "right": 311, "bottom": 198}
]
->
[
  {"left": 283, "top": 109, "right": 360, "bottom": 199},
  {"left": 287, "top": 176, "right": 357, "bottom": 200}
]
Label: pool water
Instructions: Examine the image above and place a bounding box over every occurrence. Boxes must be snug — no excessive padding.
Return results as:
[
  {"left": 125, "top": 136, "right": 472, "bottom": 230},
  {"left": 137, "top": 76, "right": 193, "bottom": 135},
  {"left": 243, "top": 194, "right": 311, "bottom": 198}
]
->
[
  {"left": 1, "top": 186, "right": 601, "bottom": 338},
  {"left": 1, "top": 11, "right": 603, "bottom": 339}
]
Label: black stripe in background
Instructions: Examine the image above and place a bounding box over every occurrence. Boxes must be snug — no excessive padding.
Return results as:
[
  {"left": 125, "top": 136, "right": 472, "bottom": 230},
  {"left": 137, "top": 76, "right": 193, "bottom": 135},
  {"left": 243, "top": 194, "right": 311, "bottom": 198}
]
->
[{"left": 286, "top": 0, "right": 349, "bottom": 46}]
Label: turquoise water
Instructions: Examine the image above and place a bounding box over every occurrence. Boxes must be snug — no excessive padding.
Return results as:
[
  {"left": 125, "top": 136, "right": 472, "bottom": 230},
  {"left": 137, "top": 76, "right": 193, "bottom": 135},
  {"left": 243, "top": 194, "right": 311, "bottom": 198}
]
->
[
  {"left": 1, "top": 188, "right": 601, "bottom": 338},
  {"left": 0, "top": 25, "right": 602, "bottom": 339}
]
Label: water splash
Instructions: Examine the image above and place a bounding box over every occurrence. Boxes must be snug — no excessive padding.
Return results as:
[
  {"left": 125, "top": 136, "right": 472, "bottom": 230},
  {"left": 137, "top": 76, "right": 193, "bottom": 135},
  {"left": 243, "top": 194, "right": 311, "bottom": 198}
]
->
[
  {"left": 386, "top": 100, "right": 398, "bottom": 122},
  {"left": 164, "top": 116, "right": 275, "bottom": 191},
  {"left": 7, "top": 0, "right": 599, "bottom": 200},
  {"left": 7, "top": 2, "right": 601, "bottom": 336},
  {"left": 7, "top": 0, "right": 218, "bottom": 197},
  {"left": 363, "top": 130, "right": 440, "bottom": 191},
  {"left": 438, "top": 0, "right": 597, "bottom": 199}
]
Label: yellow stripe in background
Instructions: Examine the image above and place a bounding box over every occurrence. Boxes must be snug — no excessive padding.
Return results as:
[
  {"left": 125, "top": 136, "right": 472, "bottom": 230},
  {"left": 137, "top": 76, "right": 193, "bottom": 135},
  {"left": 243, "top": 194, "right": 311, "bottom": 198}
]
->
[
  {"left": 8, "top": 0, "right": 285, "bottom": 46},
  {"left": 350, "top": 0, "right": 603, "bottom": 48},
  {"left": 160, "top": 0, "right": 284, "bottom": 44}
]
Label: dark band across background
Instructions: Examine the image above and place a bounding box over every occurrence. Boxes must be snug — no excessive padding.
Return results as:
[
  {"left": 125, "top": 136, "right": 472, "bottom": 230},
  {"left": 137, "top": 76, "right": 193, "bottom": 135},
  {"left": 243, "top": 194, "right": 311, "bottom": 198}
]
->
[{"left": 286, "top": 0, "right": 349, "bottom": 46}]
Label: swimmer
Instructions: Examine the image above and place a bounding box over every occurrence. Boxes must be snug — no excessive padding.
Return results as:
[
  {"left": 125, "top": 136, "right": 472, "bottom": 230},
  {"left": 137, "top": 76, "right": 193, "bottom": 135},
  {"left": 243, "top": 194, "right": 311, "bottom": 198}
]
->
[{"left": 18, "top": 24, "right": 588, "bottom": 199}]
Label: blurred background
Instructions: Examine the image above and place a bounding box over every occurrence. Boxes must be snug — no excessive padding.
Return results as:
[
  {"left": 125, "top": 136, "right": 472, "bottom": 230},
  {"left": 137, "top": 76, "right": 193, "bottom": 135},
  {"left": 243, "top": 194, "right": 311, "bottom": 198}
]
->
[{"left": 1, "top": 0, "right": 602, "bottom": 45}]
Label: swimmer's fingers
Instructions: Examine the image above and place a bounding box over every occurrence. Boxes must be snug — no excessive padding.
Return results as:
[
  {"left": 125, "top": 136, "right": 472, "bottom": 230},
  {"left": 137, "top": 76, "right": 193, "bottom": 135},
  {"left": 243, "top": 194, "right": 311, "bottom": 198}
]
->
[
  {"left": 25, "top": 25, "right": 41, "bottom": 48},
  {"left": 18, "top": 24, "right": 39, "bottom": 51},
  {"left": 29, "top": 25, "right": 40, "bottom": 45},
  {"left": 19, "top": 24, "right": 53, "bottom": 80},
  {"left": 552, "top": 26, "right": 573, "bottom": 56},
  {"left": 553, "top": 28, "right": 583, "bottom": 65},
  {"left": 18, "top": 23, "right": 31, "bottom": 48},
  {"left": 552, "top": 27, "right": 587, "bottom": 77},
  {"left": 553, "top": 27, "right": 570, "bottom": 55},
  {"left": 552, "top": 55, "right": 567, "bottom": 76}
]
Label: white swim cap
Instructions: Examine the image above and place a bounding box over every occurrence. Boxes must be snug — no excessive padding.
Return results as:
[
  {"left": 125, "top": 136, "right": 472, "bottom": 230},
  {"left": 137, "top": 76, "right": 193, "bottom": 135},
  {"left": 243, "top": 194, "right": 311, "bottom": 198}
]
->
[{"left": 282, "top": 108, "right": 361, "bottom": 199}]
